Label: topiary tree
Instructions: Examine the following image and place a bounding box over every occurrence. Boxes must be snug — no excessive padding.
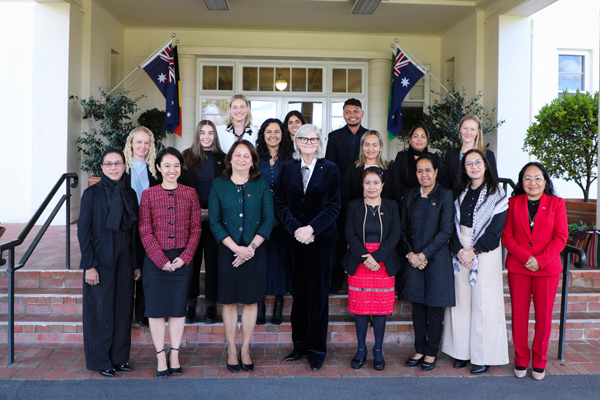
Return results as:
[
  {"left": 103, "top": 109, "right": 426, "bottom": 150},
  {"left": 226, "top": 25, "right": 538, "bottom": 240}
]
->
[
  {"left": 524, "top": 90, "right": 599, "bottom": 201},
  {"left": 71, "top": 86, "right": 144, "bottom": 176},
  {"left": 137, "top": 108, "right": 169, "bottom": 151},
  {"left": 418, "top": 83, "right": 504, "bottom": 162}
]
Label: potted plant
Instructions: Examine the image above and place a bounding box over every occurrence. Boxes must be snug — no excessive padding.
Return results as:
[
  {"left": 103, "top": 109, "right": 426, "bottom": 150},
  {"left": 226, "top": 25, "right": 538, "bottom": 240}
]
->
[
  {"left": 71, "top": 86, "right": 145, "bottom": 184},
  {"left": 137, "top": 108, "right": 169, "bottom": 151},
  {"left": 524, "top": 90, "right": 599, "bottom": 225}
]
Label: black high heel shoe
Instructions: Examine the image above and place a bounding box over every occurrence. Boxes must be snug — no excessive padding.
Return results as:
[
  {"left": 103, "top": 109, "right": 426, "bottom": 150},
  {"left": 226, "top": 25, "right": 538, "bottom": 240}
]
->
[
  {"left": 405, "top": 355, "right": 424, "bottom": 367},
  {"left": 155, "top": 349, "right": 169, "bottom": 378},
  {"left": 239, "top": 350, "right": 254, "bottom": 372},
  {"left": 168, "top": 348, "right": 182, "bottom": 375},
  {"left": 351, "top": 349, "right": 367, "bottom": 369},
  {"left": 421, "top": 356, "right": 437, "bottom": 371},
  {"left": 271, "top": 295, "right": 284, "bottom": 325},
  {"left": 226, "top": 352, "right": 240, "bottom": 373},
  {"left": 373, "top": 349, "right": 385, "bottom": 371}
]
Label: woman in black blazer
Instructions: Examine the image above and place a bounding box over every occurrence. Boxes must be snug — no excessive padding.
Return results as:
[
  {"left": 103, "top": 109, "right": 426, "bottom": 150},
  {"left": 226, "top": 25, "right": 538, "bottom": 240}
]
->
[
  {"left": 182, "top": 120, "right": 226, "bottom": 325},
  {"left": 275, "top": 124, "right": 341, "bottom": 371},
  {"left": 123, "top": 126, "right": 159, "bottom": 328},
  {"left": 342, "top": 130, "right": 403, "bottom": 209},
  {"left": 342, "top": 167, "right": 401, "bottom": 371},
  {"left": 394, "top": 125, "right": 442, "bottom": 193},
  {"left": 77, "top": 148, "right": 139, "bottom": 377},
  {"left": 442, "top": 115, "right": 498, "bottom": 191}
]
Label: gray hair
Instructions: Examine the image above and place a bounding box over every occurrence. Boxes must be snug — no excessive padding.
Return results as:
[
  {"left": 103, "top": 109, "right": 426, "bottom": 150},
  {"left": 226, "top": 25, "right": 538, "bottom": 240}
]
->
[{"left": 293, "top": 124, "right": 325, "bottom": 160}]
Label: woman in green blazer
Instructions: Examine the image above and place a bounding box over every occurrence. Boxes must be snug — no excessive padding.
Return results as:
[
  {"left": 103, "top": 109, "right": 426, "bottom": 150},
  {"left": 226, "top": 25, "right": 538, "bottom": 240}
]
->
[{"left": 209, "top": 140, "right": 274, "bottom": 373}]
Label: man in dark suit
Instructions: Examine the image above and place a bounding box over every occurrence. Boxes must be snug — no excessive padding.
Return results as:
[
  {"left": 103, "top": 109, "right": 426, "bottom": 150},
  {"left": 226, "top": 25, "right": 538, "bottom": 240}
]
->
[{"left": 325, "top": 98, "right": 367, "bottom": 294}]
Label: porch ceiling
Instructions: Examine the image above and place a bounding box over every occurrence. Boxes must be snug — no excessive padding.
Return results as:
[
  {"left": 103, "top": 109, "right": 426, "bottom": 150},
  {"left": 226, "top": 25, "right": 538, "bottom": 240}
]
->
[{"left": 94, "top": 0, "right": 501, "bottom": 35}]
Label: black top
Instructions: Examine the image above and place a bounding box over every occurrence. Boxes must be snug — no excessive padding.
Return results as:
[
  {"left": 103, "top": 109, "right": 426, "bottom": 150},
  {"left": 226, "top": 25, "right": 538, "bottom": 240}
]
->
[
  {"left": 394, "top": 149, "right": 443, "bottom": 193},
  {"left": 459, "top": 185, "right": 484, "bottom": 228},
  {"left": 442, "top": 148, "right": 498, "bottom": 191},
  {"left": 194, "top": 151, "right": 215, "bottom": 206},
  {"left": 325, "top": 124, "right": 368, "bottom": 178},
  {"left": 365, "top": 205, "right": 381, "bottom": 243},
  {"left": 341, "top": 163, "right": 404, "bottom": 211},
  {"left": 528, "top": 199, "right": 540, "bottom": 232}
]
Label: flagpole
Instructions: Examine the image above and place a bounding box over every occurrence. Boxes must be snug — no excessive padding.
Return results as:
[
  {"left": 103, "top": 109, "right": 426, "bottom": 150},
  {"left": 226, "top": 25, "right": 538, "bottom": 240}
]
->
[
  {"left": 390, "top": 43, "right": 444, "bottom": 99},
  {"left": 394, "top": 38, "right": 454, "bottom": 98},
  {"left": 124, "top": 40, "right": 180, "bottom": 91},
  {"left": 110, "top": 33, "right": 176, "bottom": 95}
]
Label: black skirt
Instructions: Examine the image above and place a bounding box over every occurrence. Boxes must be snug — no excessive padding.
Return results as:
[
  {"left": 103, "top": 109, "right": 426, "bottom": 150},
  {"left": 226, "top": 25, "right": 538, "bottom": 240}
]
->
[
  {"left": 218, "top": 242, "right": 267, "bottom": 305},
  {"left": 143, "top": 248, "right": 193, "bottom": 318}
]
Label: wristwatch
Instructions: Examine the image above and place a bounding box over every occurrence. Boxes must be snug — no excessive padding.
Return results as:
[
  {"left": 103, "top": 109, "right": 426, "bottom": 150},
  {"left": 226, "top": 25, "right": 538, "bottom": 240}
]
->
[{"left": 250, "top": 242, "right": 258, "bottom": 250}]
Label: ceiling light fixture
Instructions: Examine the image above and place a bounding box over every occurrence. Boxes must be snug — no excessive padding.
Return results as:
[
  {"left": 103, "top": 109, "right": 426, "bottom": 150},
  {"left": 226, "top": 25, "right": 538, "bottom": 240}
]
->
[
  {"left": 275, "top": 74, "right": 288, "bottom": 91},
  {"left": 204, "top": 0, "right": 229, "bottom": 11},
  {"left": 352, "top": 0, "right": 381, "bottom": 14}
]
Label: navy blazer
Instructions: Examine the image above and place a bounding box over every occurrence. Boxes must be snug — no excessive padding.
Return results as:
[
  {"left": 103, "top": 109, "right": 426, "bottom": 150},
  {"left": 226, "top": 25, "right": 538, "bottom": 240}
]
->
[
  {"left": 77, "top": 179, "right": 139, "bottom": 271},
  {"left": 275, "top": 158, "right": 341, "bottom": 245},
  {"left": 342, "top": 198, "right": 402, "bottom": 276}
]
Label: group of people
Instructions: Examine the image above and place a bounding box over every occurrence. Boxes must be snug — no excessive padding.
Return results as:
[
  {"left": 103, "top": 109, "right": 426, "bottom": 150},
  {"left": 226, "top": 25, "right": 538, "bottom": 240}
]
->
[{"left": 77, "top": 95, "right": 568, "bottom": 381}]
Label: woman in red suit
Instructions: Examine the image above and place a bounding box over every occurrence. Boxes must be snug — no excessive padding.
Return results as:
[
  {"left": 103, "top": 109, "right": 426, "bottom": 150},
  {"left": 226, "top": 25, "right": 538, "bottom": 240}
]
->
[{"left": 502, "top": 162, "right": 568, "bottom": 381}]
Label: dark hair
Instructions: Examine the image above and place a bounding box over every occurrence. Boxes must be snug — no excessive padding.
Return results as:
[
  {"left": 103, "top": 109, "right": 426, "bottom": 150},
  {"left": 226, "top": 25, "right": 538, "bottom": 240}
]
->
[
  {"left": 416, "top": 154, "right": 439, "bottom": 170},
  {"left": 362, "top": 166, "right": 384, "bottom": 182},
  {"left": 454, "top": 149, "right": 498, "bottom": 199},
  {"left": 408, "top": 124, "right": 430, "bottom": 143},
  {"left": 255, "top": 118, "right": 293, "bottom": 162},
  {"left": 344, "top": 98, "right": 362, "bottom": 109},
  {"left": 283, "top": 110, "right": 306, "bottom": 136},
  {"left": 222, "top": 140, "right": 262, "bottom": 182},
  {"left": 183, "top": 120, "right": 224, "bottom": 170},
  {"left": 155, "top": 147, "right": 184, "bottom": 182},
  {"left": 100, "top": 148, "right": 125, "bottom": 165},
  {"left": 512, "top": 162, "right": 557, "bottom": 197}
]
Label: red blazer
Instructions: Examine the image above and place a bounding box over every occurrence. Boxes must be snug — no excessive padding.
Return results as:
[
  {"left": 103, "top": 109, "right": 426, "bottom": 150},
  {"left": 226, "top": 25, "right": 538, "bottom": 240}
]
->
[
  {"left": 139, "top": 184, "right": 202, "bottom": 268},
  {"left": 502, "top": 193, "right": 568, "bottom": 276}
]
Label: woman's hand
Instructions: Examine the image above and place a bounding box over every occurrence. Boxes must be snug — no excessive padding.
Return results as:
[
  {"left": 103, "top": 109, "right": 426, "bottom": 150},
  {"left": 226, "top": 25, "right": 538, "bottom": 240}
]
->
[
  {"left": 171, "top": 257, "right": 186, "bottom": 270},
  {"left": 85, "top": 268, "right": 100, "bottom": 285},
  {"left": 362, "top": 254, "right": 379, "bottom": 271},
  {"left": 162, "top": 261, "right": 174, "bottom": 272},
  {"left": 408, "top": 252, "right": 426, "bottom": 269},
  {"left": 294, "top": 226, "right": 315, "bottom": 244},
  {"left": 525, "top": 256, "right": 540, "bottom": 272},
  {"left": 134, "top": 269, "right": 142, "bottom": 281},
  {"left": 416, "top": 253, "right": 428, "bottom": 270},
  {"left": 232, "top": 245, "right": 255, "bottom": 267},
  {"left": 200, "top": 208, "right": 209, "bottom": 222},
  {"left": 458, "top": 248, "right": 476, "bottom": 265}
]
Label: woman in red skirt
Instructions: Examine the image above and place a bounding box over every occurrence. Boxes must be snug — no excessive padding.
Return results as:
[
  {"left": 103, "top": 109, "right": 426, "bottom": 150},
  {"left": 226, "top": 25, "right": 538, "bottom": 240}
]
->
[{"left": 342, "top": 167, "right": 402, "bottom": 371}]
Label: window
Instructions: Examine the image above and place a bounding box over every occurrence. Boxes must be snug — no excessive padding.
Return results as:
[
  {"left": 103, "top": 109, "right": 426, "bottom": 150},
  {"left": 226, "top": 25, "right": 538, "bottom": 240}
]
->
[
  {"left": 559, "top": 54, "right": 584, "bottom": 94},
  {"left": 332, "top": 68, "right": 363, "bottom": 93}
]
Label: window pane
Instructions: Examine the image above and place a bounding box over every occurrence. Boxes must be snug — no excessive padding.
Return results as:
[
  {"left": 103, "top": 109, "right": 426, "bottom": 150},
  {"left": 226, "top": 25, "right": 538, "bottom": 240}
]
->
[
  {"left": 559, "top": 73, "right": 584, "bottom": 92},
  {"left": 218, "top": 66, "right": 233, "bottom": 91},
  {"left": 202, "top": 66, "right": 217, "bottom": 90},
  {"left": 347, "top": 69, "right": 362, "bottom": 93},
  {"left": 559, "top": 55, "right": 583, "bottom": 73},
  {"left": 292, "top": 68, "right": 306, "bottom": 92},
  {"left": 259, "top": 67, "right": 274, "bottom": 92},
  {"left": 201, "top": 99, "right": 229, "bottom": 126},
  {"left": 250, "top": 100, "right": 277, "bottom": 126},
  {"left": 275, "top": 67, "right": 290, "bottom": 92},
  {"left": 243, "top": 67, "right": 258, "bottom": 91},
  {"left": 330, "top": 101, "right": 345, "bottom": 131},
  {"left": 307, "top": 68, "right": 323, "bottom": 92},
  {"left": 332, "top": 69, "right": 346, "bottom": 93}
]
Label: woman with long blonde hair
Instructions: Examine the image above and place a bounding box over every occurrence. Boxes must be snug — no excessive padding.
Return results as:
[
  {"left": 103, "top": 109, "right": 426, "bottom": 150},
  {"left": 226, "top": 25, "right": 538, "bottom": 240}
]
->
[{"left": 219, "top": 94, "right": 256, "bottom": 153}]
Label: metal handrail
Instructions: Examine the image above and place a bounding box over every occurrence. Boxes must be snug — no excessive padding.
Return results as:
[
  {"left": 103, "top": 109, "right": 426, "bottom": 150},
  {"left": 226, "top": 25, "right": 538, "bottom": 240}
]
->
[
  {"left": 558, "top": 244, "right": 586, "bottom": 361},
  {"left": 498, "top": 177, "right": 516, "bottom": 193},
  {"left": 0, "top": 172, "right": 78, "bottom": 365}
]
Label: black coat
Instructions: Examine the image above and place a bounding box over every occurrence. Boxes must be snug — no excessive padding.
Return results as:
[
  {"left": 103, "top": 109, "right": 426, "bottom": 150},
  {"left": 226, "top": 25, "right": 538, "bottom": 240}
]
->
[
  {"left": 442, "top": 148, "right": 498, "bottom": 191},
  {"left": 341, "top": 163, "right": 404, "bottom": 211},
  {"left": 325, "top": 125, "right": 368, "bottom": 178},
  {"left": 394, "top": 150, "right": 443, "bottom": 193},
  {"left": 399, "top": 184, "right": 455, "bottom": 307},
  {"left": 342, "top": 198, "right": 402, "bottom": 277},
  {"left": 275, "top": 158, "right": 341, "bottom": 245},
  {"left": 77, "top": 179, "right": 139, "bottom": 271},
  {"left": 180, "top": 150, "right": 226, "bottom": 189}
]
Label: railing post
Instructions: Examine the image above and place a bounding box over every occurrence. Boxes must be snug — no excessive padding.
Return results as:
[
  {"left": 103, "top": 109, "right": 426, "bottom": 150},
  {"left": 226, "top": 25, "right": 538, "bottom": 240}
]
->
[
  {"left": 558, "top": 252, "right": 571, "bottom": 361},
  {"left": 66, "top": 177, "right": 71, "bottom": 270},
  {"left": 8, "top": 248, "right": 15, "bottom": 365}
]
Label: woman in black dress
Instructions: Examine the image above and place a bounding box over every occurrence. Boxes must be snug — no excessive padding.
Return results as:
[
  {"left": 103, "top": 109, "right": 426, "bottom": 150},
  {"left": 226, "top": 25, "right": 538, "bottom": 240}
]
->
[
  {"left": 209, "top": 140, "right": 274, "bottom": 373},
  {"left": 400, "top": 154, "right": 455, "bottom": 372},
  {"left": 182, "top": 120, "right": 225, "bottom": 325},
  {"left": 139, "top": 147, "right": 202, "bottom": 378},
  {"left": 283, "top": 110, "right": 306, "bottom": 141},
  {"left": 77, "top": 148, "right": 139, "bottom": 377}
]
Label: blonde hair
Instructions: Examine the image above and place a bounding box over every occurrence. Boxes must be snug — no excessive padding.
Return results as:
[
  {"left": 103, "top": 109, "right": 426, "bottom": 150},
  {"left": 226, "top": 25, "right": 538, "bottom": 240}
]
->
[
  {"left": 355, "top": 130, "right": 388, "bottom": 170},
  {"left": 225, "top": 94, "right": 252, "bottom": 127},
  {"left": 124, "top": 126, "right": 157, "bottom": 178},
  {"left": 459, "top": 114, "right": 486, "bottom": 153}
]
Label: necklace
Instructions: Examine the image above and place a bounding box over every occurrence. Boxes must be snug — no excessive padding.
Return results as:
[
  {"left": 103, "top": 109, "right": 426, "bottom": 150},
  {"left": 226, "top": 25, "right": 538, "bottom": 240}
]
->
[
  {"left": 366, "top": 203, "right": 380, "bottom": 216},
  {"left": 528, "top": 208, "right": 535, "bottom": 228},
  {"left": 528, "top": 199, "right": 540, "bottom": 205}
]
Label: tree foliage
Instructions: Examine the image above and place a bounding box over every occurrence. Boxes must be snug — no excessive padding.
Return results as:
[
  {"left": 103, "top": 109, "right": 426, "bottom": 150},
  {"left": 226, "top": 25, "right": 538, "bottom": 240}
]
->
[
  {"left": 137, "top": 108, "right": 168, "bottom": 151},
  {"left": 524, "top": 90, "right": 599, "bottom": 201},
  {"left": 72, "top": 87, "right": 144, "bottom": 176}
]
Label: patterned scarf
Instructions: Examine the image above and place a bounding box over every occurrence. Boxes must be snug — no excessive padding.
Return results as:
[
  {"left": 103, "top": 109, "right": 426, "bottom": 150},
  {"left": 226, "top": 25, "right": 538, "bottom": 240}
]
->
[{"left": 452, "top": 183, "right": 508, "bottom": 285}]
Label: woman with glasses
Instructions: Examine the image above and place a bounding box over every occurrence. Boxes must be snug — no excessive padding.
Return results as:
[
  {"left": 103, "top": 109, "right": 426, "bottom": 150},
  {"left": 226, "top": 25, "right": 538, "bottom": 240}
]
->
[
  {"left": 441, "top": 149, "right": 509, "bottom": 375},
  {"left": 78, "top": 149, "right": 139, "bottom": 377},
  {"left": 502, "top": 162, "right": 568, "bottom": 380},
  {"left": 275, "top": 124, "right": 341, "bottom": 371}
]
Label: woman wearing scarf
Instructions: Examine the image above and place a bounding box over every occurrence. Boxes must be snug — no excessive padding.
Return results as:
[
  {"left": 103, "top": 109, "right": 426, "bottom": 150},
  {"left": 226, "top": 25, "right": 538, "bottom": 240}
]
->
[
  {"left": 77, "top": 149, "right": 140, "bottom": 377},
  {"left": 393, "top": 125, "right": 442, "bottom": 194},
  {"left": 441, "top": 149, "right": 509, "bottom": 375}
]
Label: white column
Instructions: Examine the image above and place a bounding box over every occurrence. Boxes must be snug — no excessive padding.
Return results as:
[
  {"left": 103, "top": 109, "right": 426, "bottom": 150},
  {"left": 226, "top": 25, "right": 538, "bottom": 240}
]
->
[
  {"left": 173, "top": 54, "right": 198, "bottom": 150},
  {"left": 368, "top": 58, "right": 393, "bottom": 160}
]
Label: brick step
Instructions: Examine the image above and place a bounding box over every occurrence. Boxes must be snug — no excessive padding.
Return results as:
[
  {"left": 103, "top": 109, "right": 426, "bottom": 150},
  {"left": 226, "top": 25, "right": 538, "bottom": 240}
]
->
[{"left": 2, "top": 312, "right": 599, "bottom": 345}]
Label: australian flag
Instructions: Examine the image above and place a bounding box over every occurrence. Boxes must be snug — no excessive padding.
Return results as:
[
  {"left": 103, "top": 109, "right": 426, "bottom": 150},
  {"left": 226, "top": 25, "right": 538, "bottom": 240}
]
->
[
  {"left": 387, "top": 46, "right": 425, "bottom": 136},
  {"left": 142, "top": 41, "right": 180, "bottom": 133}
]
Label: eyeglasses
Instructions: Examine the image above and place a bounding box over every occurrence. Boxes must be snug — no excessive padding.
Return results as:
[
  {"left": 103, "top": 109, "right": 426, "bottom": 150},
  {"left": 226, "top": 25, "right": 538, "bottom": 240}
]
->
[
  {"left": 465, "top": 159, "right": 483, "bottom": 167},
  {"left": 102, "top": 161, "right": 124, "bottom": 168},
  {"left": 524, "top": 175, "right": 544, "bottom": 182},
  {"left": 297, "top": 137, "right": 319, "bottom": 144}
]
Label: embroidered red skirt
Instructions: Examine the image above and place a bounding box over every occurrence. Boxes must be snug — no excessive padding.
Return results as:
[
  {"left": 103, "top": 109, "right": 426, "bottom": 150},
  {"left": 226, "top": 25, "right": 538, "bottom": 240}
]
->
[{"left": 347, "top": 243, "right": 395, "bottom": 315}]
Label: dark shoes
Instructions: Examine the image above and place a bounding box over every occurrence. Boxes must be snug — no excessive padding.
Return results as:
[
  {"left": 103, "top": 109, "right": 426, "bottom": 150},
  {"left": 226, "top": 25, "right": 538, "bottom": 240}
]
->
[
  {"left": 309, "top": 360, "right": 323, "bottom": 371},
  {"left": 453, "top": 359, "right": 469, "bottom": 369},
  {"left": 238, "top": 351, "right": 254, "bottom": 372},
  {"left": 256, "top": 301, "right": 266, "bottom": 325},
  {"left": 284, "top": 350, "right": 305, "bottom": 361},
  {"left": 226, "top": 352, "right": 240, "bottom": 373},
  {"left": 405, "top": 356, "right": 424, "bottom": 367},
  {"left": 98, "top": 368, "right": 115, "bottom": 377},
  {"left": 350, "top": 349, "right": 367, "bottom": 369},
  {"left": 114, "top": 363, "right": 132, "bottom": 372},
  {"left": 185, "top": 306, "right": 196, "bottom": 324},
  {"left": 421, "top": 357, "right": 437, "bottom": 371},
  {"left": 373, "top": 349, "right": 385, "bottom": 371},
  {"left": 137, "top": 318, "right": 149, "bottom": 328},
  {"left": 271, "top": 296, "right": 284, "bottom": 325},
  {"left": 155, "top": 349, "right": 169, "bottom": 378},
  {"left": 169, "top": 348, "right": 182, "bottom": 375},
  {"left": 471, "top": 364, "right": 489, "bottom": 375},
  {"left": 205, "top": 306, "right": 217, "bottom": 324}
]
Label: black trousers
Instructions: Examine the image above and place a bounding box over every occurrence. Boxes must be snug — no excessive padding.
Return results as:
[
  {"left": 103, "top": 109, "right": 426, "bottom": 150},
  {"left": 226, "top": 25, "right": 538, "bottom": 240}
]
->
[
  {"left": 290, "top": 242, "right": 335, "bottom": 363},
  {"left": 330, "top": 215, "right": 347, "bottom": 290},
  {"left": 83, "top": 232, "right": 134, "bottom": 370},
  {"left": 188, "top": 220, "right": 218, "bottom": 303},
  {"left": 411, "top": 302, "right": 444, "bottom": 357}
]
